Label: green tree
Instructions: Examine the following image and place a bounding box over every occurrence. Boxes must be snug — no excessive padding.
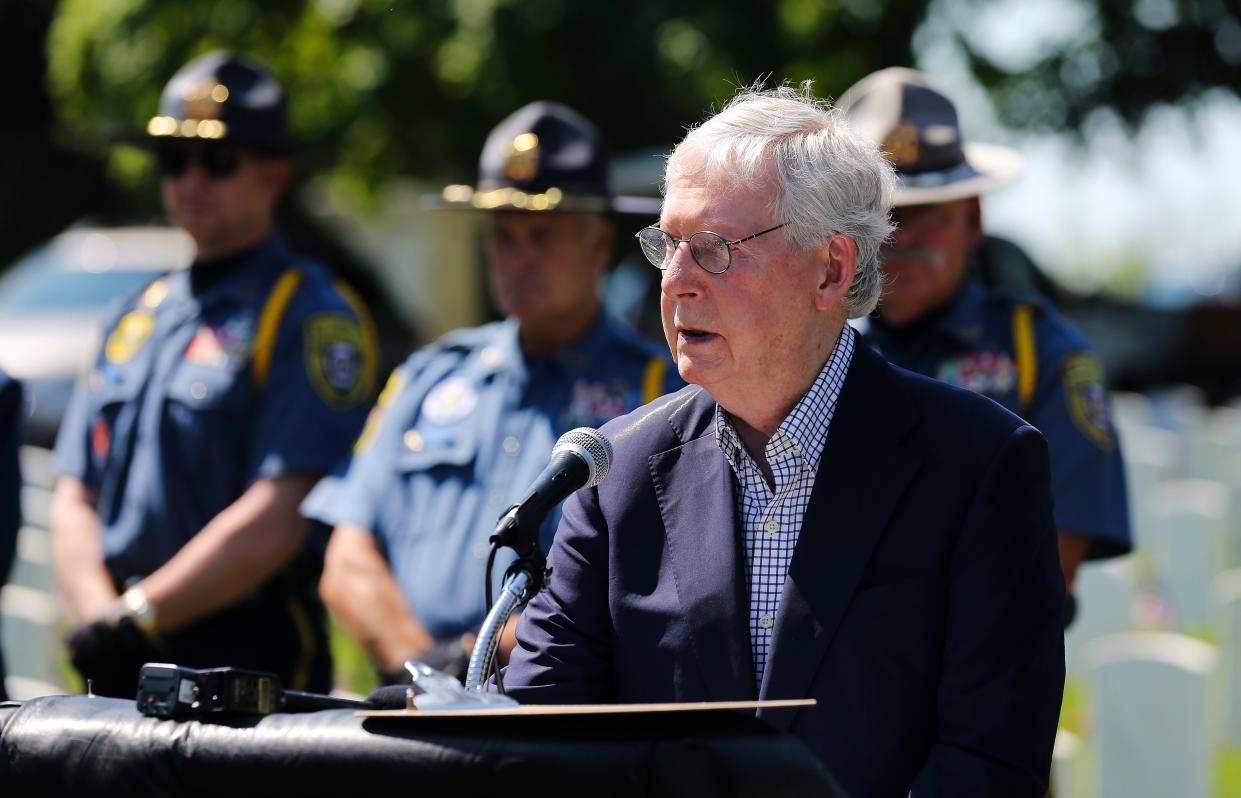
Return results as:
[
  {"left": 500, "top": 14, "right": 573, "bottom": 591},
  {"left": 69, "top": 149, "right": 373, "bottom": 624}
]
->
[
  {"left": 948, "top": 0, "right": 1241, "bottom": 131},
  {"left": 43, "top": 0, "right": 926, "bottom": 203}
]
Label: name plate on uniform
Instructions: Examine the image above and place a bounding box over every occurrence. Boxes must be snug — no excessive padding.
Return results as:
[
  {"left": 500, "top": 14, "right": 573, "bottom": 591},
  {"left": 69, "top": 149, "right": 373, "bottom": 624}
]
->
[{"left": 358, "top": 699, "right": 815, "bottom": 718}]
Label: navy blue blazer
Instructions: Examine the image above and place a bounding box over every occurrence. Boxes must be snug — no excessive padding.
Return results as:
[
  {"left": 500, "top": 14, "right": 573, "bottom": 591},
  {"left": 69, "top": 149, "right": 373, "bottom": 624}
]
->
[{"left": 503, "top": 340, "right": 1066, "bottom": 797}]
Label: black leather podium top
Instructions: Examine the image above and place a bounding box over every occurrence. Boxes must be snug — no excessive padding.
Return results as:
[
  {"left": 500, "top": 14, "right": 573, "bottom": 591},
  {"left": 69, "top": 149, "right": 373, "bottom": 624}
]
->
[{"left": 0, "top": 695, "right": 844, "bottom": 797}]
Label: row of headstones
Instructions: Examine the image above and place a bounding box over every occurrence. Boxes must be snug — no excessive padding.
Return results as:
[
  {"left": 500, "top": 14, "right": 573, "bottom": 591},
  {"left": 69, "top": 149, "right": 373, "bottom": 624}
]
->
[
  {"left": 1051, "top": 391, "right": 1241, "bottom": 796},
  {"left": 1106, "top": 390, "right": 1241, "bottom": 634},
  {"left": 1055, "top": 630, "right": 1218, "bottom": 798},
  {"left": 1059, "top": 564, "right": 1241, "bottom": 797}
]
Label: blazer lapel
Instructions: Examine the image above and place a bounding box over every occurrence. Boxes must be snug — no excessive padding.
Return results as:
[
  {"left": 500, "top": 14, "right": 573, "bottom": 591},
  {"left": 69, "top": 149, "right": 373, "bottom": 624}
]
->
[
  {"left": 650, "top": 431, "right": 756, "bottom": 700},
  {"left": 758, "top": 345, "right": 922, "bottom": 727}
]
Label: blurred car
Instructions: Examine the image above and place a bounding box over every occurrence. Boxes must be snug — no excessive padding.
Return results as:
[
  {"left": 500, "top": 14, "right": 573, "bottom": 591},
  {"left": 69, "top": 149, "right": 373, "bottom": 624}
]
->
[{"left": 0, "top": 226, "right": 194, "bottom": 447}]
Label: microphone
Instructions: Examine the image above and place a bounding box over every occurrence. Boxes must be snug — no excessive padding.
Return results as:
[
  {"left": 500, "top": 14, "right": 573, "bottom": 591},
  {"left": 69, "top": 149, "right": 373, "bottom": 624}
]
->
[{"left": 491, "top": 427, "right": 613, "bottom": 550}]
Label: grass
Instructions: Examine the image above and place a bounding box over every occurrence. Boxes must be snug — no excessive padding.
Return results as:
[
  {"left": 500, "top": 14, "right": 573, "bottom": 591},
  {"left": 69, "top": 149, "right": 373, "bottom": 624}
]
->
[{"left": 327, "top": 617, "right": 378, "bottom": 697}]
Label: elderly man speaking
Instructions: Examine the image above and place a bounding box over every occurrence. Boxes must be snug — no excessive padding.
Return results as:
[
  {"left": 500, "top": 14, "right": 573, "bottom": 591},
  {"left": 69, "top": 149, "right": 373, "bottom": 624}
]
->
[{"left": 501, "top": 85, "right": 1065, "bottom": 797}]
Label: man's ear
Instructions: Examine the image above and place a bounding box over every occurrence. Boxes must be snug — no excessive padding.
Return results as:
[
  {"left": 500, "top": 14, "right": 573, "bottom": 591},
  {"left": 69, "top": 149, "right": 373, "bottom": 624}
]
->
[
  {"left": 259, "top": 156, "right": 293, "bottom": 202},
  {"left": 814, "top": 234, "right": 858, "bottom": 312},
  {"left": 588, "top": 215, "right": 615, "bottom": 276}
]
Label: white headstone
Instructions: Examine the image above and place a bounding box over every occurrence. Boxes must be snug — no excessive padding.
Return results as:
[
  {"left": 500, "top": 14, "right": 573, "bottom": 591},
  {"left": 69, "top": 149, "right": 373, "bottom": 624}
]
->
[
  {"left": 1213, "top": 570, "right": 1241, "bottom": 747},
  {"left": 1146, "top": 480, "right": 1231, "bottom": 628},
  {"left": 1087, "top": 632, "right": 1218, "bottom": 798},
  {"left": 1187, "top": 406, "right": 1241, "bottom": 483},
  {"left": 1118, "top": 424, "right": 1182, "bottom": 552},
  {"left": 1065, "top": 557, "right": 1137, "bottom": 677}
]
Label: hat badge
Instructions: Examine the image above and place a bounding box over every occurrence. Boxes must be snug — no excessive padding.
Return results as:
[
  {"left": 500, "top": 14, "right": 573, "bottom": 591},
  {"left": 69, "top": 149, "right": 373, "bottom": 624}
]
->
[
  {"left": 183, "top": 80, "right": 229, "bottom": 121},
  {"left": 881, "top": 122, "right": 920, "bottom": 169},
  {"left": 504, "top": 132, "right": 540, "bottom": 182}
]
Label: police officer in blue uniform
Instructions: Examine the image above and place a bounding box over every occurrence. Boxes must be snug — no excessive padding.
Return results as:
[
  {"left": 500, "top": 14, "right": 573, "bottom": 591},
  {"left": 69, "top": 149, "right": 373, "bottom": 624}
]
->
[
  {"left": 51, "top": 53, "right": 376, "bottom": 697},
  {"left": 841, "top": 69, "right": 1131, "bottom": 615},
  {"left": 302, "top": 102, "right": 683, "bottom": 681},
  {"left": 0, "top": 370, "right": 21, "bottom": 701}
]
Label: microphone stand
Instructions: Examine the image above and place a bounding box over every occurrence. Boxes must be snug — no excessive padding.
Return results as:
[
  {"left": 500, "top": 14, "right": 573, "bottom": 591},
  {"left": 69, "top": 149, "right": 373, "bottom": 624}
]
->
[{"left": 463, "top": 505, "right": 547, "bottom": 693}]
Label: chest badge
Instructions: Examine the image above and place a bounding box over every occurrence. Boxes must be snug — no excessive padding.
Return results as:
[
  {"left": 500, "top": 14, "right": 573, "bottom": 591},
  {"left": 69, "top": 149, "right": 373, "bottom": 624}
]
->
[
  {"left": 105, "top": 311, "right": 155, "bottom": 364},
  {"left": 421, "top": 376, "right": 478, "bottom": 426},
  {"left": 561, "top": 378, "right": 634, "bottom": 430},
  {"left": 936, "top": 351, "right": 1017, "bottom": 397},
  {"left": 185, "top": 316, "right": 255, "bottom": 369}
]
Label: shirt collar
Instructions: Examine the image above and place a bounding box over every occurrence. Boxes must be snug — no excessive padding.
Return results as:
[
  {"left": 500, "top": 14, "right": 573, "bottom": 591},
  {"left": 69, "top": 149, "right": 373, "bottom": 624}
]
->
[
  {"left": 714, "top": 325, "right": 856, "bottom": 475},
  {"left": 167, "top": 234, "right": 289, "bottom": 309},
  {"left": 513, "top": 310, "right": 615, "bottom": 374}
]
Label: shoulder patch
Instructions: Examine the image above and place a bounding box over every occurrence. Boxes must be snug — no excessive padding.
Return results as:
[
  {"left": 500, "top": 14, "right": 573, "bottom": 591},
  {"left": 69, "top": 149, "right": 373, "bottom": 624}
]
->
[
  {"left": 1062, "top": 353, "right": 1114, "bottom": 450},
  {"left": 105, "top": 311, "right": 155, "bottom": 364},
  {"left": 304, "top": 313, "right": 372, "bottom": 408}
]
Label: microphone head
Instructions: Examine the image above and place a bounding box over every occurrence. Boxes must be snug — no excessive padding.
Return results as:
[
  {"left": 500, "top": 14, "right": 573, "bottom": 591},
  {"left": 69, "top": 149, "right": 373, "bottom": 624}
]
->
[{"left": 552, "top": 427, "right": 613, "bottom": 488}]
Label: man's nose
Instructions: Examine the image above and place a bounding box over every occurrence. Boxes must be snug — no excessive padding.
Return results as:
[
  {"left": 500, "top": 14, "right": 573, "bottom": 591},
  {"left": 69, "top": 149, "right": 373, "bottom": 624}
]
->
[{"left": 660, "top": 240, "right": 703, "bottom": 297}]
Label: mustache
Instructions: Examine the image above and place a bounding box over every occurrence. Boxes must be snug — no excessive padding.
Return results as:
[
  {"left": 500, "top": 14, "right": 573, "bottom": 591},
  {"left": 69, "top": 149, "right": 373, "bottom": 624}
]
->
[{"left": 882, "top": 245, "right": 948, "bottom": 271}]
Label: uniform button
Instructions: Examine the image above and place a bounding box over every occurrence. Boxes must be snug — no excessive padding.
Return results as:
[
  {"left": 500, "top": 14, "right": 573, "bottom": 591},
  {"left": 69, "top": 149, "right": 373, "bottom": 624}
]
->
[
  {"left": 764, "top": 520, "right": 779, "bottom": 535},
  {"left": 503, "top": 436, "right": 521, "bottom": 456},
  {"left": 89, "top": 371, "right": 103, "bottom": 391},
  {"left": 759, "top": 615, "right": 774, "bottom": 630},
  {"left": 489, "top": 492, "right": 506, "bottom": 508},
  {"left": 190, "top": 382, "right": 207, "bottom": 400},
  {"left": 471, "top": 542, "right": 490, "bottom": 560},
  {"left": 481, "top": 347, "right": 504, "bottom": 366},
  {"left": 403, "top": 430, "right": 424, "bottom": 451}
]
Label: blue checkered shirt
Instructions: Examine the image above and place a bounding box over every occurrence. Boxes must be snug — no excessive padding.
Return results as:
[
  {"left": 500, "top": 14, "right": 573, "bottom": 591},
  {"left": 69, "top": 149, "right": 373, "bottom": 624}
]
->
[{"left": 714, "top": 327, "right": 855, "bottom": 692}]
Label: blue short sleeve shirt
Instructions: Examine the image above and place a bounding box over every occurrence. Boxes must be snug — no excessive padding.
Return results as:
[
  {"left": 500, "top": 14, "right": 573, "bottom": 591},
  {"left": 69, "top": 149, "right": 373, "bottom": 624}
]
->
[
  {"left": 54, "top": 235, "right": 376, "bottom": 582},
  {"left": 301, "top": 313, "right": 683, "bottom": 641},
  {"left": 864, "top": 279, "right": 1131, "bottom": 559}
]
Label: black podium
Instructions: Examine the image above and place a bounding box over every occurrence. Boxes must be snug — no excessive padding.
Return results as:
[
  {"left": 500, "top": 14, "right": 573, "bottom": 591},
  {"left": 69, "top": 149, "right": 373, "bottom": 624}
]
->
[{"left": 0, "top": 694, "right": 845, "bottom": 797}]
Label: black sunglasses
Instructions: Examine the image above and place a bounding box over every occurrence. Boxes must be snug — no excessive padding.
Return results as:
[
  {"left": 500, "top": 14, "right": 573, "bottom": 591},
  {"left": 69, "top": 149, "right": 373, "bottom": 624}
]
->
[{"left": 154, "top": 143, "right": 243, "bottom": 179}]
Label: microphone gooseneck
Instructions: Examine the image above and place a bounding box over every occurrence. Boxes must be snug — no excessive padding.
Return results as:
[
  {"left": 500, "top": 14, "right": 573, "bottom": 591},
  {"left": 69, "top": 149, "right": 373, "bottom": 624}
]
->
[{"left": 468, "top": 428, "right": 613, "bottom": 694}]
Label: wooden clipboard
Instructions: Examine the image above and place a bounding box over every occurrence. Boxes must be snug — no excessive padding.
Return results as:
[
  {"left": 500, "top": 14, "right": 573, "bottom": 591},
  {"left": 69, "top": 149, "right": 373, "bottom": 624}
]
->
[{"left": 358, "top": 698, "right": 815, "bottom": 718}]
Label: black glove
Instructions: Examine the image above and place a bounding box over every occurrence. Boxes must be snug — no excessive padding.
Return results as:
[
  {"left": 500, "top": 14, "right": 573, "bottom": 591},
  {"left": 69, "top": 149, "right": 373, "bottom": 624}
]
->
[{"left": 67, "top": 615, "right": 167, "bottom": 698}]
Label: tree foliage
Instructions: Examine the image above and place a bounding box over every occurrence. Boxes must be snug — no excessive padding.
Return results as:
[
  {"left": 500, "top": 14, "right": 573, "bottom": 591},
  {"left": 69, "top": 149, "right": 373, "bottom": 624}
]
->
[
  {"left": 44, "top": 0, "right": 926, "bottom": 200},
  {"left": 951, "top": 0, "right": 1241, "bottom": 132}
]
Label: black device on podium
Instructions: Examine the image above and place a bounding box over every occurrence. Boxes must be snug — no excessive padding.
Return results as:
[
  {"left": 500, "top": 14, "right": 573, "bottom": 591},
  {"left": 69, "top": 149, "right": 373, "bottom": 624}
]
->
[{"left": 135, "top": 663, "right": 363, "bottom": 718}]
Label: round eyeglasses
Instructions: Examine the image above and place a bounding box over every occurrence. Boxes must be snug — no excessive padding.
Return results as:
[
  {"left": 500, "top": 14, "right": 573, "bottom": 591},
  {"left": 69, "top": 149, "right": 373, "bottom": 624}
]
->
[{"left": 634, "top": 223, "right": 787, "bottom": 275}]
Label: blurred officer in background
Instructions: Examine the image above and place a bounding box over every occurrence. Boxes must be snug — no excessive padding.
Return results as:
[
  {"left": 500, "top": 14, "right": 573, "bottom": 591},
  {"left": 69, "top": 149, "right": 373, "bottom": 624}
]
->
[
  {"left": 841, "top": 68, "right": 1131, "bottom": 616},
  {"left": 51, "top": 52, "right": 377, "bottom": 697},
  {"left": 302, "top": 102, "right": 683, "bottom": 683},
  {"left": 0, "top": 371, "right": 21, "bottom": 701}
]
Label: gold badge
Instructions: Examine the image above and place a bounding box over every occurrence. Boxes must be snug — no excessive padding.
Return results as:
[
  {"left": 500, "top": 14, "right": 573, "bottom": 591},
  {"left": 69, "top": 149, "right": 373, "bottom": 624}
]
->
[
  {"left": 504, "top": 132, "right": 540, "bottom": 182},
  {"left": 304, "top": 314, "right": 374, "bottom": 408},
  {"left": 1062, "top": 353, "right": 1114, "bottom": 450},
  {"left": 105, "top": 311, "right": 155, "bottom": 364},
  {"left": 882, "top": 122, "right": 920, "bottom": 169},
  {"left": 183, "top": 80, "right": 228, "bottom": 121}
]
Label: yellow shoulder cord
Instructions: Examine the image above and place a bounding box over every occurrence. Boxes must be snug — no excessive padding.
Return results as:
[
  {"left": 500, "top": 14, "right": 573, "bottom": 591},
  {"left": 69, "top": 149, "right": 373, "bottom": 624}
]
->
[
  {"left": 253, "top": 268, "right": 303, "bottom": 390},
  {"left": 1012, "top": 303, "right": 1038, "bottom": 414},
  {"left": 642, "top": 356, "right": 668, "bottom": 405},
  {"left": 332, "top": 279, "right": 380, "bottom": 397}
]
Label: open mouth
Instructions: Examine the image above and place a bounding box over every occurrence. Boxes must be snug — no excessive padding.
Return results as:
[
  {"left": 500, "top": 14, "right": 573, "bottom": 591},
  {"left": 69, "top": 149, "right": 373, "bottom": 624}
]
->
[{"left": 678, "top": 326, "right": 717, "bottom": 343}]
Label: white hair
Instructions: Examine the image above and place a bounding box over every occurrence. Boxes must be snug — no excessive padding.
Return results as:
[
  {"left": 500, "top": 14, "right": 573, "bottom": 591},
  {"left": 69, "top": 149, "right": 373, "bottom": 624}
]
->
[{"left": 665, "top": 82, "right": 896, "bottom": 318}]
